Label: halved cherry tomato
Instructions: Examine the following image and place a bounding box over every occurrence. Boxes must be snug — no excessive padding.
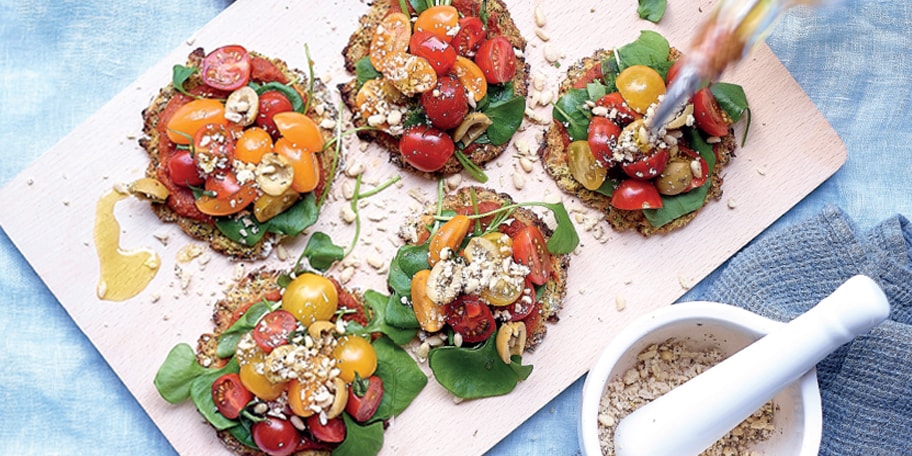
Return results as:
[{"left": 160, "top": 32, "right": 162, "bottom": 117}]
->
[
  {"left": 346, "top": 375, "right": 384, "bottom": 423},
  {"left": 211, "top": 373, "right": 253, "bottom": 420},
  {"left": 282, "top": 273, "right": 338, "bottom": 326},
  {"left": 567, "top": 140, "right": 607, "bottom": 191},
  {"left": 274, "top": 138, "right": 320, "bottom": 193},
  {"left": 239, "top": 349, "right": 286, "bottom": 401},
  {"left": 454, "top": 200, "right": 502, "bottom": 229},
  {"left": 616, "top": 65, "right": 666, "bottom": 114},
  {"left": 665, "top": 59, "right": 683, "bottom": 86},
  {"left": 369, "top": 12, "right": 411, "bottom": 69},
  {"left": 519, "top": 300, "right": 544, "bottom": 340},
  {"left": 235, "top": 126, "right": 274, "bottom": 164},
  {"left": 677, "top": 145, "right": 710, "bottom": 190},
  {"left": 287, "top": 378, "right": 319, "bottom": 418},
  {"left": 587, "top": 116, "right": 622, "bottom": 167},
  {"left": 201, "top": 45, "right": 251, "bottom": 91},
  {"left": 196, "top": 171, "right": 258, "bottom": 216},
  {"left": 420, "top": 75, "right": 468, "bottom": 130},
  {"left": 621, "top": 148, "right": 669, "bottom": 180},
  {"left": 429, "top": 214, "right": 471, "bottom": 266},
  {"left": 193, "top": 123, "right": 235, "bottom": 162},
  {"left": 509, "top": 278, "right": 537, "bottom": 321},
  {"left": 452, "top": 56, "right": 487, "bottom": 102},
  {"left": 512, "top": 225, "right": 553, "bottom": 286},
  {"left": 444, "top": 295, "right": 496, "bottom": 344},
  {"left": 474, "top": 36, "right": 517, "bottom": 84},
  {"left": 273, "top": 111, "right": 324, "bottom": 153},
  {"left": 166, "top": 99, "right": 226, "bottom": 145},
  {"left": 451, "top": 16, "right": 487, "bottom": 57},
  {"left": 596, "top": 92, "right": 640, "bottom": 125},
  {"left": 409, "top": 31, "right": 457, "bottom": 76},
  {"left": 305, "top": 415, "right": 346, "bottom": 443},
  {"left": 256, "top": 90, "right": 294, "bottom": 138},
  {"left": 411, "top": 269, "right": 444, "bottom": 332},
  {"left": 399, "top": 125, "right": 454, "bottom": 172},
  {"left": 332, "top": 335, "right": 378, "bottom": 383},
  {"left": 252, "top": 310, "right": 297, "bottom": 353},
  {"left": 693, "top": 87, "right": 731, "bottom": 137},
  {"left": 252, "top": 416, "right": 299, "bottom": 456},
  {"left": 414, "top": 5, "right": 459, "bottom": 43},
  {"left": 611, "top": 179, "right": 664, "bottom": 210},
  {"left": 167, "top": 149, "right": 204, "bottom": 187}
]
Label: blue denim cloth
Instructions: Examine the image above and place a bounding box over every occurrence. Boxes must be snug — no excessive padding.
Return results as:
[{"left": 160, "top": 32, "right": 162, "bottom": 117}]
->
[{"left": 1, "top": 0, "right": 911, "bottom": 455}]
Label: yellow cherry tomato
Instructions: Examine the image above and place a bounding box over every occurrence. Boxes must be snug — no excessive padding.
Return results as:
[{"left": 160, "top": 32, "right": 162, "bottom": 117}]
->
[
  {"left": 414, "top": 5, "right": 459, "bottom": 43},
  {"left": 616, "top": 65, "right": 666, "bottom": 114},
  {"left": 332, "top": 335, "right": 377, "bottom": 383},
  {"left": 287, "top": 378, "right": 318, "bottom": 417},
  {"left": 282, "top": 273, "right": 338, "bottom": 326},
  {"left": 481, "top": 232, "right": 513, "bottom": 258},
  {"left": 369, "top": 12, "right": 411, "bottom": 69},
  {"left": 238, "top": 349, "right": 286, "bottom": 401},
  {"left": 481, "top": 277, "right": 525, "bottom": 307},
  {"left": 235, "top": 127, "right": 274, "bottom": 164},
  {"left": 273, "top": 111, "right": 324, "bottom": 153},
  {"left": 567, "top": 140, "right": 607, "bottom": 191},
  {"left": 165, "top": 98, "right": 226, "bottom": 145},
  {"left": 428, "top": 214, "right": 471, "bottom": 267},
  {"left": 274, "top": 137, "right": 320, "bottom": 193},
  {"left": 452, "top": 56, "right": 487, "bottom": 102}
]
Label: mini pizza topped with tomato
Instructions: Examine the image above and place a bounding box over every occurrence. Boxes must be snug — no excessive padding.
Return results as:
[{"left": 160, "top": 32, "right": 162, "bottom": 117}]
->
[
  {"left": 541, "top": 31, "right": 751, "bottom": 235},
  {"left": 339, "top": 0, "right": 529, "bottom": 179},
  {"left": 154, "top": 268, "right": 427, "bottom": 456},
  {"left": 390, "top": 186, "right": 575, "bottom": 399},
  {"left": 138, "top": 45, "right": 338, "bottom": 259}
]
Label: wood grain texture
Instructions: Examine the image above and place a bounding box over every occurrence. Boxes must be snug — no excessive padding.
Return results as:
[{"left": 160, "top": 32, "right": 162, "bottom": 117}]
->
[{"left": 0, "top": 0, "right": 845, "bottom": 455}]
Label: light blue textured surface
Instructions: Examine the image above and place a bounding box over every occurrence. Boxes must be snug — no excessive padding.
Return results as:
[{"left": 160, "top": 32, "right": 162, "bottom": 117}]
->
[{"left": 1, "top": 1, "right": 910, "bottom": 455}]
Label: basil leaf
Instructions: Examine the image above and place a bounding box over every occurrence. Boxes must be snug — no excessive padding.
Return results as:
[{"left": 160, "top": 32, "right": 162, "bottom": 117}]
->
[
  {"left": 428, "top": 333, "right": 531, "bottom": 399},
  {"left": 254, "top": 81, "right": 305, "bottom": 113},
  {"left": 387, "top": 243, "right": 430, "bottom": 298},
  {"left": 334, "top": 414, "right": 385, "bottom": 456},
  {"left": 637, "top": 0, "right": 667, "bottom": 23},
  {"left": 710, "top": 82, "right": 749, "bottom": 122},
  {"left": 355, "top": 56, "right": 382, "bottom": 89},
  {"left": 216, "top": 300, "right": 271, "bottom": 358},
  {"left": 264, "top": 192, "right": 319, "bottom": 236},
  {"left": 215, "top": 213, "right": 267, "bottom": 247},
  {"left": 302, "top": 232, "right": 345, "bottom": 272},
  {"left": 154, "top": 343, "right": 208, "bottom": 404},
  {"left": 552, "top": 88, "right": 592, "bottom": 141},
  {"left": 189, "top": 358, "right": 240, "bottom": 431},
  {"left": 172, "top": 64, "right": 197, "bottom": 98},
  {"left": 371, "top": 336, "right": 428, "bottom": 421},
  {"left": 642, "top": 128, "right": 716, "bottom": 228},
  {"left": 538, "top": 202, "right": 580, "bottom": 254},
  {"left": 617, "top": 30, "right": 670, "bottom": 72}
]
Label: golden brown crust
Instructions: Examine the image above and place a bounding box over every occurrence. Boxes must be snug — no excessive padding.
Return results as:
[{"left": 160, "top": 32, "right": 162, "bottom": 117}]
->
[
  {"left": 339, "top": 0, "right": 530, "bottom": 178},
  {"left": 538, "top": 48, "right": 737, "bottom": 236},
  {"left": 139, "top": 49, "right": 338, "bottom": 259},
  {"left": 400, "top": 186, "right": 570, "bottom": 350}
]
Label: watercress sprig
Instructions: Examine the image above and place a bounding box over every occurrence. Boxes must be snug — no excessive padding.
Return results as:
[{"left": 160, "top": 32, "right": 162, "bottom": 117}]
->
[
  {"left": 303, "top": 43, "right": 316, "bottom": 115},
  {"left": 454, "top": 149, "right": 488, "bottom": 183}
]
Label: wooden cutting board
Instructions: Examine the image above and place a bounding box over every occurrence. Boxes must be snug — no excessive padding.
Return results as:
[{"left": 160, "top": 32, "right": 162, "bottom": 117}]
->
[{"left": 0, "top": 0, "right": 845, "bottom": 454}]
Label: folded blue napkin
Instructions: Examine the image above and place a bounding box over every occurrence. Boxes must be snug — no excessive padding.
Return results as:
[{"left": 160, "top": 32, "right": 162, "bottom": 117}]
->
[{"left": 690, "top": 206, "right": 912, "bottom": 455}]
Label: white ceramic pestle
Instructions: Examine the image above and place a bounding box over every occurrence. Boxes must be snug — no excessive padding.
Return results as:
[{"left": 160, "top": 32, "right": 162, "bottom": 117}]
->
[{"left": 612, "top": 275, "right": 890, "bottom": 456}]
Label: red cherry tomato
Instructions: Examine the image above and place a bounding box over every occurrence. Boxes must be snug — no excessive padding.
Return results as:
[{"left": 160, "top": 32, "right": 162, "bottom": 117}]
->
[
  {"left": 451, "top": 16, "right": 487, "bottom": 57},
  {"left": 520, "top": 300, "right": 544, "bottom": 340},
  {"left": 251, "top": 310, "right": 297, "bottom": 353},
  {"left": 409, "top": 31, "right": 457, "bottom": 76},
  {"left": 509, "top": 277, "right": 537, "bottom": 321},
  {"left": 252, "top": 417, "right": 299, "bottom": 456},
  {"left": 596, "top": 92, "right": 640, "bottom": 125},
  {"left": 399, "top": 125, "right": 455, "bottom": 172},
  {"left": 201, "top": 45, "right": 251, "bottom": 91},
  {"left": 167, "top": 149, "right": 204, "bottom": 187},
  {"left": 611, "top": 179, "right": 664, "bottom": 210},
  {"left": 678, "top": 145, "right": 710, "bottom": 190},
  {"left": 305, "top": 415, "right": 346, "bottom": 443},
  {"left": 420, "top": 76, "right": 468, "bottom": 130},
  {"left": 196, "top": 169, "right": 258, "bottom": 216},
  {"left": 211, "top": 373, "right": 253, "bottom": 420},
  {"left": 621, "top": 148, "right": 669, "bottom": 180},
  {"left": 665, "top": 59, "right": 683, "bottom": 86},
  {"left": 444, "top": 295, "right": 496, "bottom": 344},
  {"left": 474, "top": 36, "right": 517, "bottom": 84},
  {"left": 512, "top": 225, "right": 553, "bottom": 286},
  {"left": 693, "top": 87, "right": 731, "bottom": 137},
  {"left": 256, "top": 90, "right": 294, "bottom": 138},
  {"left": 587, "top": 116, "right": 622, "bottom": 167},
  {"left": 346, "top": 375, "right": 385, "bottom": 423}
]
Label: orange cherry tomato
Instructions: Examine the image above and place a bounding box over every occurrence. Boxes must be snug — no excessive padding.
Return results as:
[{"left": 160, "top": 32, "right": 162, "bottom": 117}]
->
[
  {"left": 195, "top": 171, "right": 258, "bottom": 216},
  {"left": 235, "top": 127, "right": 274, "bottom": 164},
  {"left": 428, "top": 214, "right": 471, "bottom": 267},
  {"left": 287, "top": 378, "right": 319, "bottom": 417},
  {"left": 410, "top": 269, "right": 444, "bottom": 332},
  {"left": 166, "top": 98, "right": 226, "bottom": 145},
  {"left": 273, "top": 112, "right": 324, "bottom": 153},
  {"left": 369, "top": 12, "right": 411, "bottom": 69},
  {"left": 274, "top": 138, "right": 320, "bottom": 193},
  {"left": 414, "top": 5, "right": 459, "bottom": 43},
  {"left": 332, "top": 336, "right": 377, "bottom": 383},
  {"left": 452, "top": 56, "right": 487, "bottom": 102}
]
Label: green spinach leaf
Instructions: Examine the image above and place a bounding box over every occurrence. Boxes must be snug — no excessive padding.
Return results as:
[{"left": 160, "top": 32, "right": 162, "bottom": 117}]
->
[
  {"left": 215, "top": 213, "right": 267, "bottom": 247},
  {"left": 302, "top": 232, "right": 345, "bottom": 272},
  {"left": 387, "top": 243, "right": 430, "bottom": 298},
  {"left": 480, "top": 85, "right": 525, "bottom": 146},
  {"left": 216, "top": 300, "right": 272, "bottom": 358},
  {"left": 552, "top": 88, "right": 592, "bottom": 141},
  {"left": 428, "top": 333, "right": 532, "bottom": 399},
  {"left": 348, "top": 290, "right": 417, "bottom": 345},
  {"left": 334, "top": 414, "right": 385, "bottom": 456},
  {"left": 638, "top": 0, "right": 667, "bottom": 23},
  {"left": 616, "top": 30, "right": 671, "bottom": 75},
  {"left": 154, "top": 343, "right": 208, "bottom": 404},
  {"left": 189, "top": 358, "right": 240, "bottom": 431},
  {"left": 711, "top": 82, "right": 752, "bottom": 145},
  {"left": 371, "top": 336, "right": 428, "bottom": 421},
  {"left": 355, "top": 56, "right": 382, "bottom": 89},
  {"left": 384, "top": 292, "right": 420, "bottom": 330},
  {"left": 264, "top": 192, "right": 319, "bottom": 236},
  {"left": 600, "top": 57, "right": 620, "bottom": 93},
  {"left": 642, "top": 128, "right": 716, "bottom": 228}
]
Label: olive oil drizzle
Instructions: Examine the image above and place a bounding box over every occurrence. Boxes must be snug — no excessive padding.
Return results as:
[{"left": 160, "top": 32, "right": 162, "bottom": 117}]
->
[{"left": 94, "top": 190, "right": 160, "bottom": 301}]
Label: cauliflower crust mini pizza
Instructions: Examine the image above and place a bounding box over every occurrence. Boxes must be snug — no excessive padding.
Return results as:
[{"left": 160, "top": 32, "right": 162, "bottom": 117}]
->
[{"left": 339, "top": 0, "right": 530, "bottom": 178}]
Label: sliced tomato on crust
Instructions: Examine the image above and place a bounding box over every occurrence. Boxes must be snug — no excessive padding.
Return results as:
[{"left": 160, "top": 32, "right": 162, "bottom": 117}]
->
[
  {"left": 211, "top": 373, "right": 253, "bottom": 420},
  {"left": 201, "top": 45, "right": 251, "bottom": 91},
  {"left": 252, "top": 310, "right": 297, "bottom": 354},
  {"left": 512, "top": 225, "right": 553, "bottom": 286},
  {"left": 250, "top": 55, "right": 290, "bottom": 84}
]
